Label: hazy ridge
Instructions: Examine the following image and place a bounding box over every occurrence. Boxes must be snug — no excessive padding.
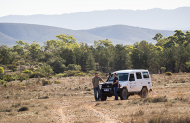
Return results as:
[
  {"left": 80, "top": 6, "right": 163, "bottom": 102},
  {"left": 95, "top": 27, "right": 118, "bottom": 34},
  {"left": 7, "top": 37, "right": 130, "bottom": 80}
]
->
[
  {"left": 0, "top": 7, "right": 190, "bottom": 30},
  {"left": 0, "top": 23, "right": 176, "bottom": 46}
]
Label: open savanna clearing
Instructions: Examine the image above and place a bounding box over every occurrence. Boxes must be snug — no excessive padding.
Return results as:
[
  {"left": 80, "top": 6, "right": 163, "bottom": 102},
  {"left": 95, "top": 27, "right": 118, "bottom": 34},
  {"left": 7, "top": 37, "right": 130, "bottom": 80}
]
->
[{"left": 0, "top": 73, "right": 190, "bottom": 123}]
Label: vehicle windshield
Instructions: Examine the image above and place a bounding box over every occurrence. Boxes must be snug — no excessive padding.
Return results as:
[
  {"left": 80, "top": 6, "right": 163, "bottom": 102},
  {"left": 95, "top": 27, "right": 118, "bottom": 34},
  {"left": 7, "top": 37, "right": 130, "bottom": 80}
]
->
[{"left": 107, "top": 73, "right": 129, "bottom": 82}]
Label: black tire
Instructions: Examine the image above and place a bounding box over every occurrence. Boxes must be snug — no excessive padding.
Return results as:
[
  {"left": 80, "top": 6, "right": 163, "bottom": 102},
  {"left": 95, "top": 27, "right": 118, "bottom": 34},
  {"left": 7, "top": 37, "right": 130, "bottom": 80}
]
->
[
  {"left": 120, "top": 88, "right": 128, "bottom": 100},
  {"left": 140, "top": 87, "right": 148, "bottom": 98},
  {"left": 101, "top": 94, "right": 107, "bottom": 101}
]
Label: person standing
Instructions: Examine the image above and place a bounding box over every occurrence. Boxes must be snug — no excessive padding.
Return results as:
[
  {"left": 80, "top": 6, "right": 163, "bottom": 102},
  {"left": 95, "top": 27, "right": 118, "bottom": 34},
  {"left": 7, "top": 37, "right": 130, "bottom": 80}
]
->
[
  {"left": 112, "top": 73, "right": 118, "bottom": 100},
  {"left": 92, "top": 73, "right": 105, "bottom": 101}
]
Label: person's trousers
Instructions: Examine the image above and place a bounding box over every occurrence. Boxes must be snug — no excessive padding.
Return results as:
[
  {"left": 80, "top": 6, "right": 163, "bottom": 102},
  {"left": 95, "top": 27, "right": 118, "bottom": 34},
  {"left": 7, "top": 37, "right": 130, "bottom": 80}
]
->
[
  {"left": 113, "top": 86, "right": 118, "bottom": 100},
  {"left": 94, "top": 86, "right": 100, "bottom": 101}
]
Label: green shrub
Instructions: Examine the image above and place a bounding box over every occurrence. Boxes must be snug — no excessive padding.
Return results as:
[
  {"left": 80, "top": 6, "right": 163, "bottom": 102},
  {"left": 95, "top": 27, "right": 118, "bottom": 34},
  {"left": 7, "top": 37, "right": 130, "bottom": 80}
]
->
[
  {"left": 26, "top": 63, "right": 30, "bottom": 66},
  {"left": 49, "top": 76, "right": 53, "bottom": 78},
  {"left": 0, "top": 80, "right": 4, "bottom": 84},
  {"left": 7, "top": 64, "right": 17, "bottom": 72},
  {"left": 30, "top": 72, "right": 45, "bottom": 78},
  {"left": 62, "top": 73, "right": 68, "bottom": 77},
  {"left": 35, "top": 65, "right": 38, "bottom": 68},
  {"left": 0, "top": 67, "right": 4, "bottom": 74},
  {"left": 165, "top": 72, "right": 172, "bottom": 76},
  {"left": 3, "top": 83, "right": 7, "bottom": 87},
  {"left": 55, "top": 74, "right": 63, "bottom": 79},
  {"left": 42, "top": 79, "right": 50, "bottom": 86},
  {"left": 21, "top": 83, "right": 26, "bottom": 86},
  {"left": 3, "top": 74, "right": 15, "bottom": 82},
  {"left": 54, "top": 80, "right": 61, "bottom": 84},
  {"left": 22, "top": 69, "right": 33, "bottom": 74},
  {"left": 28, "top": 67, "right": 34, "bottom": 71},
  {"left": 67, "top": 64, "right": 80, "bottom": 71},
  {"left": 75, "top": 72, "right": 86, "bottom": 76},
  {"left": 63, "top": 70, "right": 86, "bottom": 77},
  {"left": 17, "top": 73, "right": 29, "bottom": 82},
  {"left": 38, "top": 63, "right": 43, "bottom": 67},
  {"left": 161, "top": 67, "right": 166, "bottom": 70}
]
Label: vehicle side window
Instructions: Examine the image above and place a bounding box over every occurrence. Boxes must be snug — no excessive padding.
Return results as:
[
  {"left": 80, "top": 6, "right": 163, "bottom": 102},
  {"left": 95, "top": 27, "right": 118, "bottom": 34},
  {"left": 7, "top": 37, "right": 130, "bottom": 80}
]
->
[
  {"left": 129, "top": 74, "right": 135, "bottom": 81},
  {"left": 136, "top": 72, "right": 142, "bottom": 79},
  {"left": 142, "top": 72, "right": 149, "bottom": 78}
]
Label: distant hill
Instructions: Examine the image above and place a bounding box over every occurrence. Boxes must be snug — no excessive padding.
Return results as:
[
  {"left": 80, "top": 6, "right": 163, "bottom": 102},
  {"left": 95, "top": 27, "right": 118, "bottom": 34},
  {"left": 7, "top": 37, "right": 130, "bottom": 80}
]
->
[
  {"left": 0, "top": 23, "right": 128, "bottom": 46},
  {"left": 0, "top": 7, "right": 190, "bottom": 30},
  {"left": 80, "top": 25, "right": 175, "bottom": 44},
  {"left": 0, "top": 23, "right": 177, "bottom": 46}
]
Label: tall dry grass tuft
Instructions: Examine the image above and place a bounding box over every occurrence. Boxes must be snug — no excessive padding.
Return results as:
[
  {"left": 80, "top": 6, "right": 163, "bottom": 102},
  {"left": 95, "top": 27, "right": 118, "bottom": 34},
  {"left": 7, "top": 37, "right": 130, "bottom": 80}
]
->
[{"left": 148, "top": 116, "right": 190, "bottom": 123}]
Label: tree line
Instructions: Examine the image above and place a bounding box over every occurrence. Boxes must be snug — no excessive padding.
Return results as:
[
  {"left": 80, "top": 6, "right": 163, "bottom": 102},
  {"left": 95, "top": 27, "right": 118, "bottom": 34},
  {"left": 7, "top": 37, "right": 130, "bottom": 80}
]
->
[{"left": 0, "top": 30, "right": 190, "bottom": 76}]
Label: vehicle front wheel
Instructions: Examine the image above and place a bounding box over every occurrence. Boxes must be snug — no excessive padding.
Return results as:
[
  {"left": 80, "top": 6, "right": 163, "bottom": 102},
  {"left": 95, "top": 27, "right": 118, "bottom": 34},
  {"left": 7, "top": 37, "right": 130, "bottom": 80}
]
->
[
  {"left": 120, "top": 88, "right": 128, "bottom": 100},
  {"left": 101, "top": 94, "right": 107, "bottom": 101},
  {"left": 140, "top": 87, "right": 148, "bottom": 98}
]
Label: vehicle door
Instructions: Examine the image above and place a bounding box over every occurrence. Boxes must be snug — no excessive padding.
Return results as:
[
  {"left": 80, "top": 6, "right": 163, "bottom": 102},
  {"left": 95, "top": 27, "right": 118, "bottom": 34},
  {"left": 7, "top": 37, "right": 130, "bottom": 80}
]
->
[
  {"left": 128, "top": 73, "right": 136, "bottom": 92},
  {"left": 135, "top": 72, "right": 143, "bottom": 91}
]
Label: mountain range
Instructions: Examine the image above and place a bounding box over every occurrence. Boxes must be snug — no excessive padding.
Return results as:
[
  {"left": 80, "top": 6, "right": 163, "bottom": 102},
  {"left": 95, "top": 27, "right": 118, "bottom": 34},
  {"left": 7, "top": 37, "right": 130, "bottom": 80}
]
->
[
  {"left": 0, "top": 7, "right": 190, "bottom": 30},
  {"left": 0, "top": 23, "right": 176, "bottom": 46}
]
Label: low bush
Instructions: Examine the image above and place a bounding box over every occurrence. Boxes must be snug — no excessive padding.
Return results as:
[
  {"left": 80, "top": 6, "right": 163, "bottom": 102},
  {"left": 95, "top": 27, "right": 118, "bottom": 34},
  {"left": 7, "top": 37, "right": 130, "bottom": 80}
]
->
[
  {"left": 42, "top": 79, "right": 50, "bottom": 86},
  {"left": 165, "top": 72, "right": 172, "bottom": 76},
  {"left": 38, "top": 63, "right": 43, "bottom": 67},
  {"left": 18, "top": 106, "right": 29, "bottom": 112},
  {"left": 63, "top": 70, "right": 86, "bottom": 77},
  {"left": 7, "top": 64, "right": 17, "bottom": 72},
  {"left": 3, "top": 83, "right": 7, "bottom": 87},
  {"left": 3, "top": 74, "right": 15, "bottom": 82},
  {"left": 30, "top": 72, "right": 45, "bottom": 78},
  {"left": 17, "top": 73, "right": 29, "bottom": 82},
  {"left": 26, "top": 63, "right": 30, "bottom": 66},
  {"left": 54, "top": 80, "right": 61, "bottom": 84},
  {"left": 143, "top": 96, "right": 168, "bottom": 103},
  {"left": 0, "top": 79, "right": 4, "bottom": 84},
  {"left": 148, "top": 116, "right": 190, "bottom": 123},
  {"left": 49, "top": 76, "right": 53, "bottom": 78},
  {"left": 38, "top": 96, "right": 49, "bottom": 99},
  {"left": 21, "top": 83, "right": 26, "bottom": 86},
  {"left": 22, "top": 69, "right": 33, "bottom": 74}
]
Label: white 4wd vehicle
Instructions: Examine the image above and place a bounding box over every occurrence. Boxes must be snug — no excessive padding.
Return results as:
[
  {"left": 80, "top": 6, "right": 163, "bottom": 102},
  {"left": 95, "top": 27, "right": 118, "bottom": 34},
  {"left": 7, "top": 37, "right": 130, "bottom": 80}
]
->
[{"left": 99, "top": 70, "right": 152, "bottom": 101}]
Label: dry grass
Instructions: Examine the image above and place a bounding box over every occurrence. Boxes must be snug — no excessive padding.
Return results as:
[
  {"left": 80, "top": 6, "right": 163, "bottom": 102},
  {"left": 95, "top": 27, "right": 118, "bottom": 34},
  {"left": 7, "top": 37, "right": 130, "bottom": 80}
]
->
[{"left": 0, "top": 73, "right": 190, "bottom": 123}]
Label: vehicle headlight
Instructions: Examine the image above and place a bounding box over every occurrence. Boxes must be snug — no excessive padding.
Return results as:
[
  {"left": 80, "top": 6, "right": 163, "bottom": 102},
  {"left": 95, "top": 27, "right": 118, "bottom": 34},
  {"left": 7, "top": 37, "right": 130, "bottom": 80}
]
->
[{"left": 99, "top": 84, "right": 102, "bottom": 89}]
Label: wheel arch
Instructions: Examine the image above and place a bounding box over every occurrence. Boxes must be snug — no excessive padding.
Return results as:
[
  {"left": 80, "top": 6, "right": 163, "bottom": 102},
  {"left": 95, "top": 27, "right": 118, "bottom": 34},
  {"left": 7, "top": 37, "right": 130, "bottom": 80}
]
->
[{"left": 141, "top": 86, "right": 148, "bottom": 91}]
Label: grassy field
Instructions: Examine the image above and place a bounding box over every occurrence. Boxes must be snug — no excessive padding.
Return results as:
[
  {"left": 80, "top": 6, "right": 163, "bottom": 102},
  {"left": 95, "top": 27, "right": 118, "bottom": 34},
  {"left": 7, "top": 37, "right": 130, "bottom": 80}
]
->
[{"left": 0, "top": 73, "right": 190, "bottom": 123}]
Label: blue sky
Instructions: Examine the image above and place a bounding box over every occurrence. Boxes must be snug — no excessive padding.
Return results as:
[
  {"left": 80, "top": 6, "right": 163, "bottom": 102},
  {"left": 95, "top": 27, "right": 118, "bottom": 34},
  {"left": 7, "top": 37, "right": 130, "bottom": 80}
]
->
[{"left": 0, "top": 0, "right": 190, "bottom": 17}]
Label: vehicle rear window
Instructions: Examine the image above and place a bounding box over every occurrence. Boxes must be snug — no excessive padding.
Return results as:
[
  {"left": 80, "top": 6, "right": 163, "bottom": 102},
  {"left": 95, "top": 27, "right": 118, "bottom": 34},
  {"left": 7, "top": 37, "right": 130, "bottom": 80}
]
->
[
  {"left": 142, "top": 72, "right": 149, "bottom": 78},
  {"left": 136, "top": 72, "right": 142, "bottom": 79}
]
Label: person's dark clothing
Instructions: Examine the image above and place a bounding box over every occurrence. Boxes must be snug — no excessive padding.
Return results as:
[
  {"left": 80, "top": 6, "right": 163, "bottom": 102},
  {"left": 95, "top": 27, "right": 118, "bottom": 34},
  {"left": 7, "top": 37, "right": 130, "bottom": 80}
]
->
[
  {"left": 113, "top": 86, "right": 118, "bottom": 100},
  {"left": 113, "top": 76, "right": 118, "bottom": 100},
  {"left": 113, "top": 77, "right": 118, "bottom": 87},
  {"left": 94, "top": 86, "right": 100, "bottom": 101}
]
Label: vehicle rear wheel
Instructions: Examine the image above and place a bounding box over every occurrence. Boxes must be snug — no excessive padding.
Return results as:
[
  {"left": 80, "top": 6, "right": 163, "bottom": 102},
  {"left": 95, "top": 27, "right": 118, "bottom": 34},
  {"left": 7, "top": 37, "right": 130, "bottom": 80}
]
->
[
  {"left": 101, "top": 94, "right": 107, "bottom": 101},
  {"left": 120, "top": 88, "right": 128, "bottom": 100},
  {"left": 140, "top": 87, "right": 148, "bottom": 98}
]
